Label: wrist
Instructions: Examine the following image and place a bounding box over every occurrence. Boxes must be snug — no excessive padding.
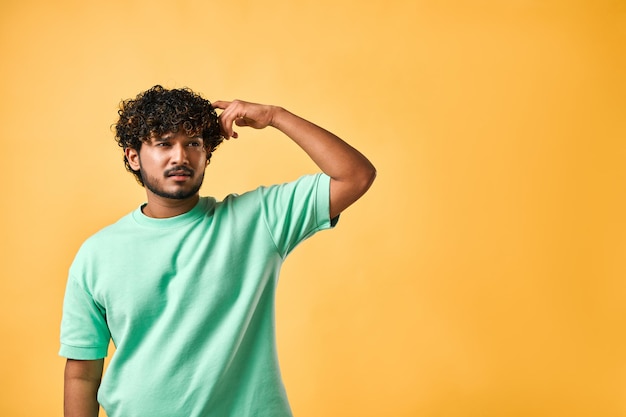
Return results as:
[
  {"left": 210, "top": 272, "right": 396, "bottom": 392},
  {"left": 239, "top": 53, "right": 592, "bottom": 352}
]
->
[{"left": 269, "top": 106, "right": 288, "bottom": 130}]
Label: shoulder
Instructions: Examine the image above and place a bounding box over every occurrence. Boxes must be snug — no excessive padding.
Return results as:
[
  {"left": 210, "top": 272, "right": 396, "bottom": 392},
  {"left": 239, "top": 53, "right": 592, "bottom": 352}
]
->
[{"left": 72, "top": 210, "right": 137, "bottom": 261}]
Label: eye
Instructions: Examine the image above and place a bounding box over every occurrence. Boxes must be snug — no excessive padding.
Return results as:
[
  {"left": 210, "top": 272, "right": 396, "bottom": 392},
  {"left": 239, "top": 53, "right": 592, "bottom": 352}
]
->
[
  {"left": 188, "top": 140, "right": 202, "bottom": 147},
  {"left": 156, "top": 142, "right": 171, "bottom": 147}
]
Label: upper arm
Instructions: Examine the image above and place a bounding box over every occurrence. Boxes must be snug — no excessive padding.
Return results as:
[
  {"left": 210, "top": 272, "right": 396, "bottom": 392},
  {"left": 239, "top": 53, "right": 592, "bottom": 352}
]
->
[
  {"left": 64, "top": 359, "right": 103, "bottom": 417},
  {"left": 65, "top": 358, "right": 104, "bottom": 382},
  {"left": 60, "top": 276, "right": 111, "bottom": 360}
]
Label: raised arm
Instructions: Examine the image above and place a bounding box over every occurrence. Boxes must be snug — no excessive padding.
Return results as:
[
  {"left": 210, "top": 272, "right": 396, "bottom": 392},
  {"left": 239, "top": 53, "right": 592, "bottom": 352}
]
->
[
  {"left": 212, "top": 100, "right": 376, "bottom": 219},
  {"left": 64, "top": 359, "right": 104, "bottom": 417}
]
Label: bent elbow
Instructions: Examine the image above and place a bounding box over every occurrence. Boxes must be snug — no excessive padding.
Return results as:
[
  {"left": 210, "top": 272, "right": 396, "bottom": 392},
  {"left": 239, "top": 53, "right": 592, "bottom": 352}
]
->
[{"left": 359, "top": 163, "right": 377, "bottom": 195}]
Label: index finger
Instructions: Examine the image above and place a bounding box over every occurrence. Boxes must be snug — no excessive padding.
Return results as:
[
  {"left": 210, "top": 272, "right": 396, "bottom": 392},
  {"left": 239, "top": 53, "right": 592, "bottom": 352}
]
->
[{"left": 211, "top": 100, "right": 231, "bottom": 111}]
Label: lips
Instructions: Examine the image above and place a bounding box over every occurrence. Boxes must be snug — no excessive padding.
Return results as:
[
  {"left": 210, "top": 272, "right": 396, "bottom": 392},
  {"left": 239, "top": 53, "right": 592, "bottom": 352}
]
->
[
  {"left": 168, "top": 171, "right": 191, "bottom": 177},
  {"left": 165, "top": 167, "right": 193, "bottom": 177}
]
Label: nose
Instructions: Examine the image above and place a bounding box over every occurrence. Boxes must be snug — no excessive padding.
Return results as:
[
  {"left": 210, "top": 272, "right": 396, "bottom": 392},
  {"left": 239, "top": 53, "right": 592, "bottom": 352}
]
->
[{"left": 171, "top": 143, "right": 189, "bottom": 165}]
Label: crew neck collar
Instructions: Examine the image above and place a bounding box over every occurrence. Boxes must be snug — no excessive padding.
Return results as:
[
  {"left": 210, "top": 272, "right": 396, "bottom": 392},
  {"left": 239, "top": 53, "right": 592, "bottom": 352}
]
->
[{"left": 131, "top": 197, "right": 208, "bottom": 228}]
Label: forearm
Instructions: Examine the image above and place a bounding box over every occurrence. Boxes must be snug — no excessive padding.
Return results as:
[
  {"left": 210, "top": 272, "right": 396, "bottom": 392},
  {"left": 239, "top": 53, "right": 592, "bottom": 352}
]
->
[
  {"left": 270, "top": 107, "right": 375, "bottom": 183},
  {"left": 64, "top": 359, "right": 103, "bottom": 417},
  {"left": 270, "top": 107, "right": 376, "bottom": 217}
]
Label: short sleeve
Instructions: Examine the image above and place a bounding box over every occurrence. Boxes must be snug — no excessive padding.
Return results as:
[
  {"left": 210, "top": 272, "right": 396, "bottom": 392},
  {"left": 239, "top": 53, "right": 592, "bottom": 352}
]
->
[
  {"left": 59, "top": 276, "right": 111, "bottom": 359},
  {"left": 259, "top": 173, "right": 337, "bottom": 258}
]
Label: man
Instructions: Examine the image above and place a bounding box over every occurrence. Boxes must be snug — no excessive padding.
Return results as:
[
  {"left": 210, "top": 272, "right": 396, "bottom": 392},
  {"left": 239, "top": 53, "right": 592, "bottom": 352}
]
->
[{"left": 60, "top": 85, "right": 376, "bottom": 417}]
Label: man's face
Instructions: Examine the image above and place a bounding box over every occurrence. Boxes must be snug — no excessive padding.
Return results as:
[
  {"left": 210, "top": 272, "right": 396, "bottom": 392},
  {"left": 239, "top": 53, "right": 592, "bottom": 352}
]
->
[{"left": 126, "top": 131, "right": 209, "bottom": 200}]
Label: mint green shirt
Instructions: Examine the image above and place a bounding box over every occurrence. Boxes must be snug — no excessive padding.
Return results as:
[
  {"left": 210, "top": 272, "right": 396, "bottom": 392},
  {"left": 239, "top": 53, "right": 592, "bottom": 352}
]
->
[{"left": 60, "top": 174, "right": 335, "bottom": 417}]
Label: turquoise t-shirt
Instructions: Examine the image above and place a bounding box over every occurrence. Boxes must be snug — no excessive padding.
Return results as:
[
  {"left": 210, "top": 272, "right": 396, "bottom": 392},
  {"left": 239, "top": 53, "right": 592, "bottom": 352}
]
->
[{"left": 59, "top": 173, "right": 335, "bottom": 417}]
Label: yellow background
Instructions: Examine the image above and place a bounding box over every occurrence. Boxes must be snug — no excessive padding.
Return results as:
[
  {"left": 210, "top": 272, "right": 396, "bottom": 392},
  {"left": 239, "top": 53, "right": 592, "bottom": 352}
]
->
[{"left": 1, "top": 1, "right": 625, "bottom": 416}]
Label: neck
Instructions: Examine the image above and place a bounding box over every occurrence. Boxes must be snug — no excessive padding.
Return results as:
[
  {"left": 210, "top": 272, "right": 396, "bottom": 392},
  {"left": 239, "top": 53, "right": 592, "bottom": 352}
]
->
[{"left": 142, "top": 193, "right": 200, "bottom": 218}]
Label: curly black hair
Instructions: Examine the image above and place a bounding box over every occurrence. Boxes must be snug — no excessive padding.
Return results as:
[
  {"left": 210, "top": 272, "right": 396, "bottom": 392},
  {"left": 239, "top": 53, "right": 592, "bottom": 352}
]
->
[{"left": 114, "top": 85, "right": 223, "bottom": 186}]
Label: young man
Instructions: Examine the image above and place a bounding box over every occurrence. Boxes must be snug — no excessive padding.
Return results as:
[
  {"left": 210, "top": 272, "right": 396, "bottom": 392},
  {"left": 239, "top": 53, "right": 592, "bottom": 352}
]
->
[{"left": 59, "top": 85, "right": 376, "bottom": 417}]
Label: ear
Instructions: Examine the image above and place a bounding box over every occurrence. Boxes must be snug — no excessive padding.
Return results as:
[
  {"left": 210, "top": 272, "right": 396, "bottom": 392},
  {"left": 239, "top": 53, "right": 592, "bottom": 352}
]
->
[{"left": 125, "top": 147, "right": 141, "bottom": 171}]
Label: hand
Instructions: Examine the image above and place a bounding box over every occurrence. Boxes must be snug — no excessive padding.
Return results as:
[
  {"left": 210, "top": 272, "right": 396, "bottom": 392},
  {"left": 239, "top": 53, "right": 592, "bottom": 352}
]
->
[{"left": 212, "top": 100, "right": 278, "bottom": 139}]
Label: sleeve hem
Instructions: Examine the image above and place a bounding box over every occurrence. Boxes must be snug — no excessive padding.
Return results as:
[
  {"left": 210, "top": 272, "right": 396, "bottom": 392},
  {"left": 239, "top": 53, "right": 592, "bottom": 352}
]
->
[
  {"left": 315, "top": 173, "right": 338, "bottom": 230},
  {"left": 59, "top": 343, "right": 108, "bottom": 360}
]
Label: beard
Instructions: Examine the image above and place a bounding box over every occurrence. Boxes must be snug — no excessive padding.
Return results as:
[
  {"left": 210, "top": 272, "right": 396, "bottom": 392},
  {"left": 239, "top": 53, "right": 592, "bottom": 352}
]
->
[{"left": 140, "top": 166, "right": 205, "bottom": 200}]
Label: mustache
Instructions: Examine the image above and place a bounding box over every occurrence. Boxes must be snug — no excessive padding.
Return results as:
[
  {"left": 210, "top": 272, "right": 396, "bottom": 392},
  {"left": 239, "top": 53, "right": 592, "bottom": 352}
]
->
[{"left": 164, "top": 166, "right": 194, "bottom": 177}]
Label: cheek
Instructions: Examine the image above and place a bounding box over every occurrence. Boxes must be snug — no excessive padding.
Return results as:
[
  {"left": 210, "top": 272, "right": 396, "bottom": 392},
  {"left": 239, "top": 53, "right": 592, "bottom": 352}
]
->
[
  {"left": 140, "top": 151, "right": 167, "bottom": 166},
  {"left": 192, "top": 151, "right": 209, "bottom": 166}
]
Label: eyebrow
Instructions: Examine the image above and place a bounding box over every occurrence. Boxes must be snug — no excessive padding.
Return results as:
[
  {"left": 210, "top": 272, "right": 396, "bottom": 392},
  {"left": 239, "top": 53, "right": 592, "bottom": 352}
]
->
[
  {"left": 149, "top": 133, "right": 204, "bottom": 143},
  {"left": 155, "top": 133, "right": 175, "bottom": 141}
]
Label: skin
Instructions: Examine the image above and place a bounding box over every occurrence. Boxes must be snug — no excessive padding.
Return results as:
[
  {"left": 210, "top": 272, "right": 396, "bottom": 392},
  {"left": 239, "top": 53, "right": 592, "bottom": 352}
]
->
[
  {"left": 125, "top": 131, "right": 209, "bottom": 218},
  {"left": 64, "top": 359, "right": 103, "bottom": 417},
  {"left": 64, "top": 99, "right": 376, "bottom": 417}
]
